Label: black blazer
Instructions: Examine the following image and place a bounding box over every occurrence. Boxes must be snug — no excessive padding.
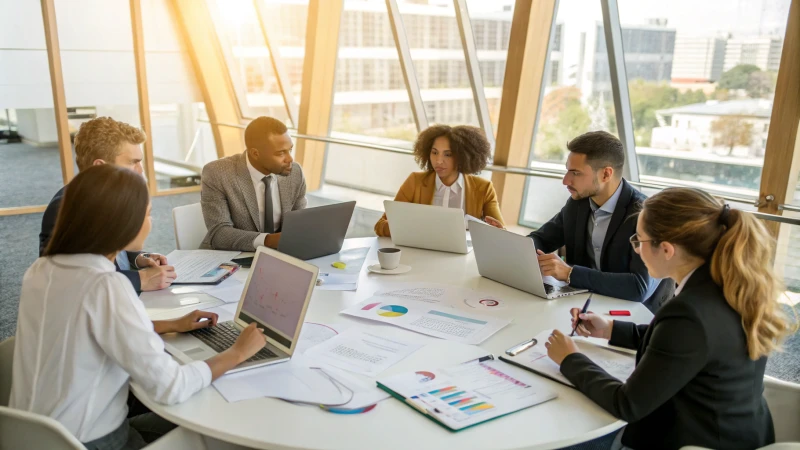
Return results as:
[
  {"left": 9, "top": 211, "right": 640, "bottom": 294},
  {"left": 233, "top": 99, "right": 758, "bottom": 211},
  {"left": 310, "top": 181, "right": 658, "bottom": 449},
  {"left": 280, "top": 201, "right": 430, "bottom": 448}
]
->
[
  {"left": 39, "top": 186, "right": 143, "bottom": 293},
  {"left": 527, "top": 178, "right": 671, "bottom": 306},
  {"left": 560, "top": 264, "right": 774, "bottom": 450}
]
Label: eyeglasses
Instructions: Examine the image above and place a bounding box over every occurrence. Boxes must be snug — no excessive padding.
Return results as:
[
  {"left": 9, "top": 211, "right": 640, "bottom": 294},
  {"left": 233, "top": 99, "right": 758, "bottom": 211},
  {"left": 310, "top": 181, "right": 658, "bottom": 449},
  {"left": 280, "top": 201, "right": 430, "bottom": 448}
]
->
[{"left": 629, "top": 233, "right": 654, "bottom": 251}]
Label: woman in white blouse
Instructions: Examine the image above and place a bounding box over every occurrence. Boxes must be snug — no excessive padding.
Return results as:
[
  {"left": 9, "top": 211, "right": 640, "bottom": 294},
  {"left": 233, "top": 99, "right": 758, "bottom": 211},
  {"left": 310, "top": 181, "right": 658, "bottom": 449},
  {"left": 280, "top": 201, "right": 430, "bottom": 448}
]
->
[{"left": 10, "top": 164, "right": 267, "bottom": 450}]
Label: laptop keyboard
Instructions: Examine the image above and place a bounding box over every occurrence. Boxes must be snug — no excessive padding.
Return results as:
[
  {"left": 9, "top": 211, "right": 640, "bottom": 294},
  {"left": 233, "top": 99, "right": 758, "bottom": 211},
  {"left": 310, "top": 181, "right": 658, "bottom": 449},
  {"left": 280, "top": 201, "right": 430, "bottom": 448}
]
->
[
  {"left": 189, "top": 321, "right": 278, "bottom": 363},
  {"left": 544, "top": 283, "right": 582, "bottom": 295}
]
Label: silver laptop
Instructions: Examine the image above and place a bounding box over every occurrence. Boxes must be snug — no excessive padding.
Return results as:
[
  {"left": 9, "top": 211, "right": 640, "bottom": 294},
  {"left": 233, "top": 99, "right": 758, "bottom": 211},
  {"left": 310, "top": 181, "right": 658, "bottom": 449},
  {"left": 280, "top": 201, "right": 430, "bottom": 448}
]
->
[
  {"left": 279, "top": 201, "right": 356, "bottom": 260},
  {"left": 384, "top": 201, "right": 471, "bottom": 254},
  {"left": 163, "top": 247, "right": 319, "bottom": 374},
  {"left": 470, "top": 220, "right": 588, "bottom": 299}
]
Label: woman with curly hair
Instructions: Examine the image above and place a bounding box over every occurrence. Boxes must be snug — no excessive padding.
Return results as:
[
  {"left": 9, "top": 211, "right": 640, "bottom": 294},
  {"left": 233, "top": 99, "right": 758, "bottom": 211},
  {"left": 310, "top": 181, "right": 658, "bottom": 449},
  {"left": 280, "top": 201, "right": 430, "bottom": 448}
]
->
[{"left": 374, "top": 125, "right": 504, "bottom": 237}]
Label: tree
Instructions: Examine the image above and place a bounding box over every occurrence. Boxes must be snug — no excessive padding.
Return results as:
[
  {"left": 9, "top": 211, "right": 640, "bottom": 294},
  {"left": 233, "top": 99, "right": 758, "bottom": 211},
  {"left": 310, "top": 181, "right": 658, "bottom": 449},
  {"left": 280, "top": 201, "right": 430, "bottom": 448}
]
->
[
  {"left": 717, "top": 64, "right": 761, "bottom": 90},
  {"left": 628, "top": 79, "right": 706, "bottom": 145},
  {"left": 710, "top": 116, "right": 753, "bottom": 155},
  {"left": 535, "top": 87, "right": 591, "bottom": 161},
  {"left": 746, "top": 70, "right": 777, "bottom": 98}
]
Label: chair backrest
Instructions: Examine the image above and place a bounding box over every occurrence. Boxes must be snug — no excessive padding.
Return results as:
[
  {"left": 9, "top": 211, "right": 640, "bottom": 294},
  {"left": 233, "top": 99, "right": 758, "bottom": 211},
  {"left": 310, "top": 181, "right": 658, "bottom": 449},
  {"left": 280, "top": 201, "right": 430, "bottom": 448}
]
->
[
  {"left": 0, "top": 406, "right": 85, "bottom": 450},
  {"left": 172, "top": 203, "right": 207, "bottom": 250},
  {"left": 764, "top": 375, "right": 800, "bottom": 442},
  {"left": 0, "top": 336, "right": 14, "bottom": 407}
]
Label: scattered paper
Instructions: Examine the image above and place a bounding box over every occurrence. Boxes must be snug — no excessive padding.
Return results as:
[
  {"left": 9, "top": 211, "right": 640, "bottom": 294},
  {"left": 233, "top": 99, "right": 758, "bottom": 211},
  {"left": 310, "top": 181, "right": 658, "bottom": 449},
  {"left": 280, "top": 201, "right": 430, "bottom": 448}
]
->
[
  {"left": 201, "top": 303, "right": 239, "bottom": 323},
  {"left": 462, "top": 295, "right": 507, "bottom": 310},
  {"left": 204, "top": 278, "right": 245, "bottom": 304},
  {"left": 294, "top": 322, "right": 352, "bottom": 355},
  {"left": 305, "top": 329, "right": 423, "bottom": 376},
  {"left": 373, "top": 282, "right": 471, "bottom": 305},
  {"left": 166, "top": 250, "right": 240, "bottom": 284},
  {"left": 341, "top": 297, "right": 511, "bottom": 345},
  {"left": 213, "top": 356, "right": 349, "bottom": 405},
  {"left": 306, "top": 247, "right": 370, "bottom": 291}
]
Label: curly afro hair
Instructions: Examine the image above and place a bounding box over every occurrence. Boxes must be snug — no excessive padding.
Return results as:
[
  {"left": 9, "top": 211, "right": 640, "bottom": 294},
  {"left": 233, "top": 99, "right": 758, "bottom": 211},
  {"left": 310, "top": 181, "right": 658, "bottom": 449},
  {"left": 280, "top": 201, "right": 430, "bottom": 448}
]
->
[{"left": 412, "top": 125, "right": 491, "bottom": 175}]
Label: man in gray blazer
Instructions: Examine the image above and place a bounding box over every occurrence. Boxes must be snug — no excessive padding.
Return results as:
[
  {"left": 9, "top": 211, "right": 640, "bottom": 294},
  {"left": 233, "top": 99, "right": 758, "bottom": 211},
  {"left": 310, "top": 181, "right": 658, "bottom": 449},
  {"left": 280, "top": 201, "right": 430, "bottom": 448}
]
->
[{"left": 201, "top": 116, "right": 307, "bottom": 252}]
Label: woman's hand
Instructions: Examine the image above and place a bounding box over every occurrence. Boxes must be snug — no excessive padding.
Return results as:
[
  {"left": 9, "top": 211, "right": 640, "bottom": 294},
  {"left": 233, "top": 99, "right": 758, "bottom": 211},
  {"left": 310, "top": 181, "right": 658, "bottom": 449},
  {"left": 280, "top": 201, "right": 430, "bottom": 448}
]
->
[
  {"left": 155, "top": 310, "right": 218, "bottom": 334},
  {"left": 545, "top": 329, "right": 579, "bottom": 365},
  {"left": 484, "top": 216, "right": 505, "bottom": 229},
  {"left": 569, "top": 308, "right": 613, "bottom": 340}
]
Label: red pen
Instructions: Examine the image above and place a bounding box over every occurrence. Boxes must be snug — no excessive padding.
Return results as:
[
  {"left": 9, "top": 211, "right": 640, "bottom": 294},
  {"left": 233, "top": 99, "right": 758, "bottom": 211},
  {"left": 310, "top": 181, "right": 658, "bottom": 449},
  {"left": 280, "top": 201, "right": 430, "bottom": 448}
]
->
[{"left": 609, "top": 310, "right": 631, "bottom": 316}]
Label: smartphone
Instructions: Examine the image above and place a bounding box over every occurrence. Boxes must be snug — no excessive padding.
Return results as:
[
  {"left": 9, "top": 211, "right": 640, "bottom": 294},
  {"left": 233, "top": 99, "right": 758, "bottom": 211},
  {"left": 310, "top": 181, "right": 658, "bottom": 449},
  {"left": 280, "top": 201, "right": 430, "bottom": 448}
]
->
[{"left": 230, "top": 256, "right": 253, "bottom": 268}]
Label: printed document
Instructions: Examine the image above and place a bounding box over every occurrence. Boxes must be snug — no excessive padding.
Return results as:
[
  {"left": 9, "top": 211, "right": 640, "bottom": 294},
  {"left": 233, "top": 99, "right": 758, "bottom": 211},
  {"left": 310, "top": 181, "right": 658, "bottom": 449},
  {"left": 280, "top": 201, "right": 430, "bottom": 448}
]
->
[
  {"left": 500, "top": 330, "right": 635, "bottom": 387},
  {"left": 341, "top": 297, "right": 510, "bottom": 345},
  {"left": 166, "top": 250, "right": 240, "bottom": 284},
  {"left": 306, "top": 246, "right": 370, "bottom": 291},
  {"left": 304, "top": 329, "right": 423, "bottom": 376}
]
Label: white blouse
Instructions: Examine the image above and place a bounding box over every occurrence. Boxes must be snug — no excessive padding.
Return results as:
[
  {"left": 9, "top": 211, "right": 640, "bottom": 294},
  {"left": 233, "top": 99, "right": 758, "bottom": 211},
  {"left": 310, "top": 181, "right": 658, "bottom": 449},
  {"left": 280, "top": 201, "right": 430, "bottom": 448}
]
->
[
  {"left": 10, "top": 254, "right": 211, "bottom": 442},
  {"left": 433, "top": 172, "right": 465, "bottom": 210}
]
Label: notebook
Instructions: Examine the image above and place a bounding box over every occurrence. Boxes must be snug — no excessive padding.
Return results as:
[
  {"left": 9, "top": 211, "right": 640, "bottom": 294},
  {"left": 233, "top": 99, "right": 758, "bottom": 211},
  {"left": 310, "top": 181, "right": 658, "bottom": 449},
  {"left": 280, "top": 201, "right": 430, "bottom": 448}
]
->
[
  {"left": 499, "top": 330, "right": 636, "bottom": 388},
  {"left": 377, "top": 358, "right": 557, "bottom": 432}
]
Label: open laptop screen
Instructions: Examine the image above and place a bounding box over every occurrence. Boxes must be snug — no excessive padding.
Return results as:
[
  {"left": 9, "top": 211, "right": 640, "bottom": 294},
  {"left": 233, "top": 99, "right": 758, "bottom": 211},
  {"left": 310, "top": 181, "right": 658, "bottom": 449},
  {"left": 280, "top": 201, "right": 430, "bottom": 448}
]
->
[{"left": 237, "top": 252, "right": 314, "bottom": 348}]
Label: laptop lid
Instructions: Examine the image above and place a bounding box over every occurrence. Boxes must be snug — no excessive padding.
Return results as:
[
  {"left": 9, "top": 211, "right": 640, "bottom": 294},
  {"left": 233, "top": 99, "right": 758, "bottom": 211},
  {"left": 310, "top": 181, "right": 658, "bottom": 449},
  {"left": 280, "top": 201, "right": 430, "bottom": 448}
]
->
[
  {"left": 278, "top": 201, "right": 356, "bottom": 260},
  {"left": 469, "top": 220, "right": 550, "bottom": 298},
  {"left": 383, "top": 200, "right": 469, "bottom": 254},
  {"left": 233, "top": 247, "right": 319, "bottom": 355}
]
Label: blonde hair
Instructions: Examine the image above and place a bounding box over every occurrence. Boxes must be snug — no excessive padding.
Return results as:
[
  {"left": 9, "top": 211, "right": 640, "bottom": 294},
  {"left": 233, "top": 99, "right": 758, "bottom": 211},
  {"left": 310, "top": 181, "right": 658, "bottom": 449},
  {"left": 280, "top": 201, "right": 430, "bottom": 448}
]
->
[
  {"left": 74, "top": 117, "right": 146, "bottom": 171},
  {"left": 642, "top": 187, "right": 791, "bottom": 360}
]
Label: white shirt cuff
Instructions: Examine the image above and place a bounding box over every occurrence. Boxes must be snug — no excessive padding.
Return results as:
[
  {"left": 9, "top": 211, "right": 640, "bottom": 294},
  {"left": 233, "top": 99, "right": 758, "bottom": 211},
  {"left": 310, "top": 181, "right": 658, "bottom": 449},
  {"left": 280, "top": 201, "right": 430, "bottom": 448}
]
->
[
  {"left": 253, "top": 233, "right": 268, "bottom": 249},
  {"left": 191, "top": 360, "right": 213, "bottom": 388}
]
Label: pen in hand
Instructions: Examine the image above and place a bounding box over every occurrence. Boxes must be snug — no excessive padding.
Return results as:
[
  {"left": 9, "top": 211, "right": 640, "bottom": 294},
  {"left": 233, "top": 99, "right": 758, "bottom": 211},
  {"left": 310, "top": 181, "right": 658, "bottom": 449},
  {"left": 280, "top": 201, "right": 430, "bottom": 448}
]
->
[{"left": 571, "top": 293, "right": 593, "bottom": 337}]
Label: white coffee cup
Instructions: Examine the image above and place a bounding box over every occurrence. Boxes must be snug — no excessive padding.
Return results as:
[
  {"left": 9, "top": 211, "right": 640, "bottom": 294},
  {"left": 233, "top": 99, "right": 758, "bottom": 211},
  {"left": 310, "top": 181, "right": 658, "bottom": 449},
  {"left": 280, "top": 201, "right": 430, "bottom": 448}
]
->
[{"left": 377, "top": 247, "right": 402, "bottom": 270}]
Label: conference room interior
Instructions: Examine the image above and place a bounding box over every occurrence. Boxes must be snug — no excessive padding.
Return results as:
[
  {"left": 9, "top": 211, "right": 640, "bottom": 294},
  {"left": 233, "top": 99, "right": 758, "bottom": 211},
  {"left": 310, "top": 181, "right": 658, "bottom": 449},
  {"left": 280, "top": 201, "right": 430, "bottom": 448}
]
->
[{"left": 1, "top": 0, "right": 799, "bottom": 448}]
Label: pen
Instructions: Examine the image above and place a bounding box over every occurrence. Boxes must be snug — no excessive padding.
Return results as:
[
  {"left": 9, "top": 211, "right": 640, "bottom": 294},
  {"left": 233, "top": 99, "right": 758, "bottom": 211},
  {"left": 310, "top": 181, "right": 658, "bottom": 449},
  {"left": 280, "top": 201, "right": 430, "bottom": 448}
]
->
[
  {"left": 505, "top": 338, "right": 537, "bottom": 356},
  {"left": 571, "top": 293, "right": 593, "bottom": 337},
  {"left": 461, "top": 354, "right": 495, "bottom": 365}
]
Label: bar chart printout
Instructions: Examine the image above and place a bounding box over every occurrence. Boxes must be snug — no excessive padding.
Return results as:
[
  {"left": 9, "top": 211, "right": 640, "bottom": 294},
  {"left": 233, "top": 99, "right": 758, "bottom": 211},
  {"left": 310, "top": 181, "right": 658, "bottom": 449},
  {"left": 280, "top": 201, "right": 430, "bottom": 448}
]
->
[{"left": 378, "top": 360, "right": 557, "bottom": 430}]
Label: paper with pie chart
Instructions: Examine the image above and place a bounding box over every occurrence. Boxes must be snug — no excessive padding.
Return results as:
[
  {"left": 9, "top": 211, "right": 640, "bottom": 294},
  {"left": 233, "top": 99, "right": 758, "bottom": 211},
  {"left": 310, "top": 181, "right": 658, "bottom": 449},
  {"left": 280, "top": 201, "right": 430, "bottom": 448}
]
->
[{"left": 341, "top": 297, "right": 511, "bottom": 345}]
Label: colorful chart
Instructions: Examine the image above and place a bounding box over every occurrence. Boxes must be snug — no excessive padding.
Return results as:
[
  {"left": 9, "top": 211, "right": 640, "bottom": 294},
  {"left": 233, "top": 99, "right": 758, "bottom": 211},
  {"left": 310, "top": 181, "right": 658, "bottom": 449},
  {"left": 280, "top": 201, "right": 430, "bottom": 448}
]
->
[
  {"left": 415, "top": 371, "right": 436, "bottom": 382},
  {"left": 361, "top": 302, "right": 380, "bottom": 311},
  {"left": 377, "top": 305, "right": 408, "bottom": 317}
]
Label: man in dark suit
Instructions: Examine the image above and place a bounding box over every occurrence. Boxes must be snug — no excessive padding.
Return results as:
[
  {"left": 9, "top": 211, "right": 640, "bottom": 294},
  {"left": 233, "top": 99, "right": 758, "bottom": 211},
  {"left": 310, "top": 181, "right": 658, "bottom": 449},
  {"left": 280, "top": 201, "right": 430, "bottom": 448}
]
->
[
  {"left": 39, "top": 117, "right": 175, "bottom": 294},
  {"left": 521, "top": 131, "right": 670, "bottom": 308}
]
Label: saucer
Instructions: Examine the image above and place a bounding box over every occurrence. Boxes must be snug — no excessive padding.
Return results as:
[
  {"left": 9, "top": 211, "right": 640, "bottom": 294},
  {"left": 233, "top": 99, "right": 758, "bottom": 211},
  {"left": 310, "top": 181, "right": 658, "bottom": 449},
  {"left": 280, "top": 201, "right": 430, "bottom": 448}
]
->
[{"left": 367, "top": 264, "right": 411, "bottom": 275}]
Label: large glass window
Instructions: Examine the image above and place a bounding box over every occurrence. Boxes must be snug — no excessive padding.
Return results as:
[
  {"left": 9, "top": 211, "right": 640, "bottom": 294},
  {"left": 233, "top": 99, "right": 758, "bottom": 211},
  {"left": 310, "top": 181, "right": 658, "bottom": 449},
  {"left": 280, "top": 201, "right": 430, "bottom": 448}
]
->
[
  {"left": 255, "top": 0, "right": 308, "bottom": 106},
  {"left": 0, "top": 1, "right": 61, "bottom": 208},
  {"left": 398, "top": 0, "right": 479, "bottom": 127},
  {"left": 466, "top": 0, "right": 514, "bottom": 132},
  {"left": 520, "top": 0, "right": 619, "bottom": 227},
  {"left": 618, "top": 0, "right": 791, "bottom": 199},
  {"left": 143, "top": 0, "right": 217, "bottom": 191},
  {"left": 206, "top": 0, "right": 291, "bottom": 122}
]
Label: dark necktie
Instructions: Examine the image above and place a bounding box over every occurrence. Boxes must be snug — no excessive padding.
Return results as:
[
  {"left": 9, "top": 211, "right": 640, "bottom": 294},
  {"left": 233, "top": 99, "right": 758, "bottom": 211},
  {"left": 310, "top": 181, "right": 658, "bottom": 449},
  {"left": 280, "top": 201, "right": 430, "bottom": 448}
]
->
[{"left": 262, "top": 176, "right": 275, "bottom": 233}]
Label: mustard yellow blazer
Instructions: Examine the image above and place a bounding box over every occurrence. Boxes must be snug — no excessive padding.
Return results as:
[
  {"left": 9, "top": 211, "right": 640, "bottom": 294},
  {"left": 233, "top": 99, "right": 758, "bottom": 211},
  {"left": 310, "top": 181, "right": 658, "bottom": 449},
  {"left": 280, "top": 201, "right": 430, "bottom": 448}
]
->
[{"left": 374, "top": 171, "right": 505, "bottom": 237}]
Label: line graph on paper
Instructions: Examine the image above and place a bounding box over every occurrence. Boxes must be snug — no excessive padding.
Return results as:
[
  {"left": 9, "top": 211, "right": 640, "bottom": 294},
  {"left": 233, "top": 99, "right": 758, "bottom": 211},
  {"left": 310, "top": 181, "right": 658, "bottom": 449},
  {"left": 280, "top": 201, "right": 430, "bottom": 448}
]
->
[{"left": 240, "top": 255, "right": 315, "bottom": 337}]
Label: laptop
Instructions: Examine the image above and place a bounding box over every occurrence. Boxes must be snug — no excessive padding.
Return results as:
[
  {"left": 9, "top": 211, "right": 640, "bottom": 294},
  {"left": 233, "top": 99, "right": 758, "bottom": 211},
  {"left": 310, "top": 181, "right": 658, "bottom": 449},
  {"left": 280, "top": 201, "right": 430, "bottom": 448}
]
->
[
  {"left": 383, "top": 201, "right": 471, "bottom": 254},
  {"left": 163, "top": 247, "right": 319, "bottom": 374},
  {"left": 278, "top": 201, "right": 356, "bottom": 260},
  {"left": 470, "top": 220, "right": 588, "bottom": 299}
]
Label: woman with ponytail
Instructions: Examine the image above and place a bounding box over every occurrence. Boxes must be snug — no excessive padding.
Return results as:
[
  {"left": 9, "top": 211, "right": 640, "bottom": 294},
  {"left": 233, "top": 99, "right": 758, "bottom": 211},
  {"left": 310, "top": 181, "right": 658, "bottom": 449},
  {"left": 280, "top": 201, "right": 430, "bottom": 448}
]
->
[{"left": 544, "top": 187, "right": 792, "bottom": 450}]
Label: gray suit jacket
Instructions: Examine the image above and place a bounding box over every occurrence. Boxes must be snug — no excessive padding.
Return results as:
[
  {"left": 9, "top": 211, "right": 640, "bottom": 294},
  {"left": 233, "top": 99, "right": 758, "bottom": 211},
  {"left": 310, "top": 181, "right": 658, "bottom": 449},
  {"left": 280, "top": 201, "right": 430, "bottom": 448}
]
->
[{"left": 200, "top": 152, "right": 307, "bottom": 251}]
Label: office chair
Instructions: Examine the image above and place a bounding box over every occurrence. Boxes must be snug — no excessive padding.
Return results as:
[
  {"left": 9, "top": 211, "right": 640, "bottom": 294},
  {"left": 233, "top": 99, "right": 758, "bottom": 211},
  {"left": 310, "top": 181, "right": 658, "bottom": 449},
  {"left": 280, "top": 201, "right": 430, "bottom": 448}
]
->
[{"left": 173, "top": 203, "right": 207, "bottom": 250}]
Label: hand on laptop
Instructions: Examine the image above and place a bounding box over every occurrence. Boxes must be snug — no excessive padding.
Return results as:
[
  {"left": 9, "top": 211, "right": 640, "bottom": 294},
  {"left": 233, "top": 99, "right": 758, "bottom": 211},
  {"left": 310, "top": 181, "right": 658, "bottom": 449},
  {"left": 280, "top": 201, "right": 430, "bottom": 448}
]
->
[
  {"left": 151, "top": 310, "right": 218, "bottom": 334},
  {"left": 484, "top": 216, "right": 505, "bottom": 230},
  {"left": 139, "top": 265, "right": 177, "bottom": 291},
  {"left": 231, "top": 323, "right": 267, "bottom": 361},
  {"left": 536, "top": 250, "right": 572, "bottom": 281},
  {"left": 264, "top": 232, "right": 281, "bottom": 249}
]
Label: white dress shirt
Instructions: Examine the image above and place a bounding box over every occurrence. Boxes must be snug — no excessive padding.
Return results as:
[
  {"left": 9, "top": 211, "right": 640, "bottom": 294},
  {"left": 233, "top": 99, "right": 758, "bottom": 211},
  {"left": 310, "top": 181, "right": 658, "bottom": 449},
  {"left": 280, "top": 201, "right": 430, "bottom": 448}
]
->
[
  {"left": 674, "top": 267, "right": 699, "bottom": 297},
  {"left": 10, "top": 254, "right": 211, "bottom": 443},
  {"left": 433, "top": 172, "right": 465, "bottom": 210},
  {"left": 246, "top": 154, "right": 282, "bottom": 248}
]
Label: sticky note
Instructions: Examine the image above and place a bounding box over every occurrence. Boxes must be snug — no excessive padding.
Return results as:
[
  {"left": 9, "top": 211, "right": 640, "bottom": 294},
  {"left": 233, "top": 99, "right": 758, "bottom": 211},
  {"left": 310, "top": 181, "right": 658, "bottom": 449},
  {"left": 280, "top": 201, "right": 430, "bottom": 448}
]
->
[{"left": 331, "top": 261, "right": 346, "bottom": 269}]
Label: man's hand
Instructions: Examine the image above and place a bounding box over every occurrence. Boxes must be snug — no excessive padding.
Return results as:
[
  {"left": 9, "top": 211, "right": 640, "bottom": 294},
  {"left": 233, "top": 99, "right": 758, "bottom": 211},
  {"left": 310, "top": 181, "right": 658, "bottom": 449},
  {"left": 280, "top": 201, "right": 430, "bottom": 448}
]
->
[
  {"left": 545, "top": 329, "right": 580, "bottom": 365},
  {"left": 153, "top": 310, "right": 218, "bottom": 334},
  {"left": 139, "top": 265, "right": 177, "bottom": 291},
  {"left": 484, "top": 216, "right": 505, "bottom": 229},
  {"left": 264, "top": 233, "right": 281, "bottom": 249},
  {"left": 536, "top": 249, "right": 572, "bottom": 281},
  {"left": 135, "top": 252, "right": 168, "bottom": 268}
]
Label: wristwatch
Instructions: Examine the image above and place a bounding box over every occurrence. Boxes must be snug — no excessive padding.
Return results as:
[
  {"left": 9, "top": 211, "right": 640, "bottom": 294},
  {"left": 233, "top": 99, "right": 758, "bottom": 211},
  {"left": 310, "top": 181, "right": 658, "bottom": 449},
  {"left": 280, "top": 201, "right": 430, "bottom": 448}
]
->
[{"left": 135, "top": 253, "right": 153, "bottom": 269}]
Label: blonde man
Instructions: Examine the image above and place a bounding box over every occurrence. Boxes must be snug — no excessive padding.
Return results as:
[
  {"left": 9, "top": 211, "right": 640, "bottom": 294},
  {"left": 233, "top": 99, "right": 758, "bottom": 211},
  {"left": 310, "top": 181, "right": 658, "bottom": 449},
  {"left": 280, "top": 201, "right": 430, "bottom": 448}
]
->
[{"left": 39, "top": 117, "right": 175, "bottom": 293}]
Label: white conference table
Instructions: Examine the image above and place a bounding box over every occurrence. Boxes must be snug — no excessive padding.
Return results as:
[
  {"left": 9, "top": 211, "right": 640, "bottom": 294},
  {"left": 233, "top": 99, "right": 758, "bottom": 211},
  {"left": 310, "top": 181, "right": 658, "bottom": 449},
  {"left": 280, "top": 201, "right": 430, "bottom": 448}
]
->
[{"left": 135, "top": 237, "right": 653, "bottom": 450}]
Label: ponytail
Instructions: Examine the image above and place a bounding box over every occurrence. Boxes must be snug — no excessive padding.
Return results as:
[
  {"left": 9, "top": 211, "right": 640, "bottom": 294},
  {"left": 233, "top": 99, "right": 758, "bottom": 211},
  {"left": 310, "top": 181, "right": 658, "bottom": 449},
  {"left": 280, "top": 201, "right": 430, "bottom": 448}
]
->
[
  {"left": 710, "top": 209, "right": 789, "bottom": 360},
  {"left": 642, "top": 188, "right": 792, "bottom": 360}
]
